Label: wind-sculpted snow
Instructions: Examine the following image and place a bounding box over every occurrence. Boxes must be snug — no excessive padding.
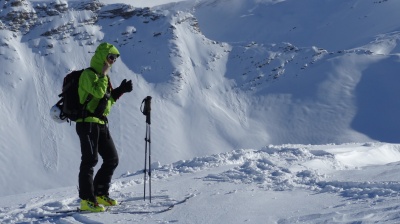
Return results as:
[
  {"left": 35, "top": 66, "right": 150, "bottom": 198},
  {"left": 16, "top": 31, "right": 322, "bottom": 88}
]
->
[
  {"left": 202, "top": 147, "right": 325, "bottom": 191},
  {"left": 143, "top": 143, "right": 400, "bottom": 200},
  {"left": 318, "top": 180, "right": 400, "bottom": 199}
]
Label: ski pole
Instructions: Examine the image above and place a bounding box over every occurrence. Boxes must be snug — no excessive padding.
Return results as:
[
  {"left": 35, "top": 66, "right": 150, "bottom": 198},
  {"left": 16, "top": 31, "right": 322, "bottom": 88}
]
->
[
  {"left": 143, "top": 125, "right": 148, "bottom": 201},
  {"left": 148, "top": 123, "right": 152, "bottom": 203},
  {"left": 140, "top": 96, "right": 152, "bottom": 202}
]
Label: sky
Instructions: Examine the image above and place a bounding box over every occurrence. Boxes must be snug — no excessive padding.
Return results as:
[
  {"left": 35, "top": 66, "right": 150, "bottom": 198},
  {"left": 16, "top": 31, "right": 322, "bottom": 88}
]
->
[{"left": 1, "top": 0, "right": 400, "bottom": 223}]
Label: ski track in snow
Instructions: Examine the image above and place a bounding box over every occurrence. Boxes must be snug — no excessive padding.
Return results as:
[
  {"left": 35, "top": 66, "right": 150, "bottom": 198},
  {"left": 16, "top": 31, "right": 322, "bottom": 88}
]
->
[{"left": 3, "top": 143, "right": 400, "bottom": 223}]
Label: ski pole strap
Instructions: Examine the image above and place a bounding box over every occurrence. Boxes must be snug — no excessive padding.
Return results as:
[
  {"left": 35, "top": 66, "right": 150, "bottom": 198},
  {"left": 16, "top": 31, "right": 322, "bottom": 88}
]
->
[
  {"left": 140, "top": 96, "right": 152, "bottom": 124},
  {"left": 140, "top": 96, "right": 152, "bottom": 115}
]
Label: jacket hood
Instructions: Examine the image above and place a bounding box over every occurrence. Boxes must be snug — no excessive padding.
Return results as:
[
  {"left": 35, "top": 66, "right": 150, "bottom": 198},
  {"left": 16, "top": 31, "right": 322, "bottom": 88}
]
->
[{"left": 90, "top": 42, "right": 120, "bottom": 74}]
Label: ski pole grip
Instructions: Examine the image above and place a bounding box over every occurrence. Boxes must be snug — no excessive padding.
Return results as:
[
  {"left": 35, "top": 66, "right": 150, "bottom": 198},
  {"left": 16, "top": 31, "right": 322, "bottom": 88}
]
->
[{"left": 142, "top": 96, "right": 152, "bottom": 116}]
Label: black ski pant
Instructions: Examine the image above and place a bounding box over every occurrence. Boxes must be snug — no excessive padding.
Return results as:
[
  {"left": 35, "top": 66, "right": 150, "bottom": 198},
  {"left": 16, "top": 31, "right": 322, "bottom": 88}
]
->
[{"left": 76, "top": 122, "right": 119, "bottom": 202}]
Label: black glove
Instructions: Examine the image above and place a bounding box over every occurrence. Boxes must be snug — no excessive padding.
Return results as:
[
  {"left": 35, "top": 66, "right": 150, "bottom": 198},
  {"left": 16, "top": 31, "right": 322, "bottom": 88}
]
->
[
  {"left": 120, "top": 79, "right": 133, "bottom": 93},
  {"left": 111, "top": 79, "right": 132, "bottom": 100}
]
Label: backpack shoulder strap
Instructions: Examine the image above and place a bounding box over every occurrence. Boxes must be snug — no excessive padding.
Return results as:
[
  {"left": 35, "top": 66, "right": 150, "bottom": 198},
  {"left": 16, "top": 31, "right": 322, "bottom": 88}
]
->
[
  {"left": 86, "top": 67, "right": 97, "bottom": 74},
  {"left": 86, "top": 67, "right": 112, "bottom": 92},
  {"left": 80, "top": 67, "right": 97, "bottom": 106}
]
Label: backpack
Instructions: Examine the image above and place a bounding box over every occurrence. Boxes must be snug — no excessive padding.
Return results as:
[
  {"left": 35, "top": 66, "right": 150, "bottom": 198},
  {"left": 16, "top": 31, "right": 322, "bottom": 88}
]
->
[{"left": 55, "top": 67, "right": 96, "bottom": 122}]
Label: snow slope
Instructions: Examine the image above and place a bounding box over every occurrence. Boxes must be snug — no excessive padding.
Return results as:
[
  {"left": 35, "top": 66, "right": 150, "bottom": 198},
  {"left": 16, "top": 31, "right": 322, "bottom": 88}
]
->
[
  {"left": 3, "top": 143, "right": 400, "bottom": 223},
  {"left": 1, "top": 0, "right": 400, "bottom": 223}
]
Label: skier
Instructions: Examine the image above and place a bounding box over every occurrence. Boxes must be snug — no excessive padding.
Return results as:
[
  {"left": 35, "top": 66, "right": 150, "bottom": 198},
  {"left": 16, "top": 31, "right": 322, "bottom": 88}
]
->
[{"left": 76, "top": 42, "right": 133, "bottom": 212}]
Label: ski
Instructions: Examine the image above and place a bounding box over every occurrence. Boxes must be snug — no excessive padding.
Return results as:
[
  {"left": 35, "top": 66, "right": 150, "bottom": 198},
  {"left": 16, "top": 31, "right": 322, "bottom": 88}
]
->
[
  {"left": 109, "top": 194, "right": 195, "bottom": 215},
  {"left": 109, "top": 206, "right": 172, "bottom": 215},
  {"left": 55, "top": 208, "right": 80, "bottom": 213},
  {"left": 38, "top": 194, "right": 195, "bottom": 219},
  {"left": 38, "top": 208, "right": 90, "bottom": 219}
]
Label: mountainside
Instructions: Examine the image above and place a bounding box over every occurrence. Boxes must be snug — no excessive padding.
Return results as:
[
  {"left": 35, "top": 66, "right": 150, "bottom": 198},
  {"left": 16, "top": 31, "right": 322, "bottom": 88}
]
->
[{"left": 1, "top": 0, "right": 400, "bottom": 197}]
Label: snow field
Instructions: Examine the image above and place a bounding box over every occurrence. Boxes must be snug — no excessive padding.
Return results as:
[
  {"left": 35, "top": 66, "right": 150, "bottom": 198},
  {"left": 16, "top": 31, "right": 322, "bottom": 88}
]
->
[{"left": 2, "top": 143, "right": 400, "bottom": 223}]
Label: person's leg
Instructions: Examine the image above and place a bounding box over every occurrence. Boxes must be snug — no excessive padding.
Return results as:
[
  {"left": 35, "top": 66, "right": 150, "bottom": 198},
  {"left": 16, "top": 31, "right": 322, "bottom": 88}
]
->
[
  {"left": 76, "top": 122, "right": 99, "bottom": 202},
  {"left": 94, "top": 124, "right": 119, "bottom": 196}
]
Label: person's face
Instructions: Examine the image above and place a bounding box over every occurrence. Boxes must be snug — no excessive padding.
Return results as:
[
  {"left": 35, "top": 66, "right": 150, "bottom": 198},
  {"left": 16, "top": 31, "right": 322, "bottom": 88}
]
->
[{"left": 107, "top": 54, "right": 119, "bottom": 64}]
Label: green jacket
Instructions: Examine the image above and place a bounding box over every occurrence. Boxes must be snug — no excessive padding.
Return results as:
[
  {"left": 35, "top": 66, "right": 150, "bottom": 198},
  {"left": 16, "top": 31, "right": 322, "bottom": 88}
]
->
[{"left": 76, "top": 43, "right": 120, "bottom": 124}]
